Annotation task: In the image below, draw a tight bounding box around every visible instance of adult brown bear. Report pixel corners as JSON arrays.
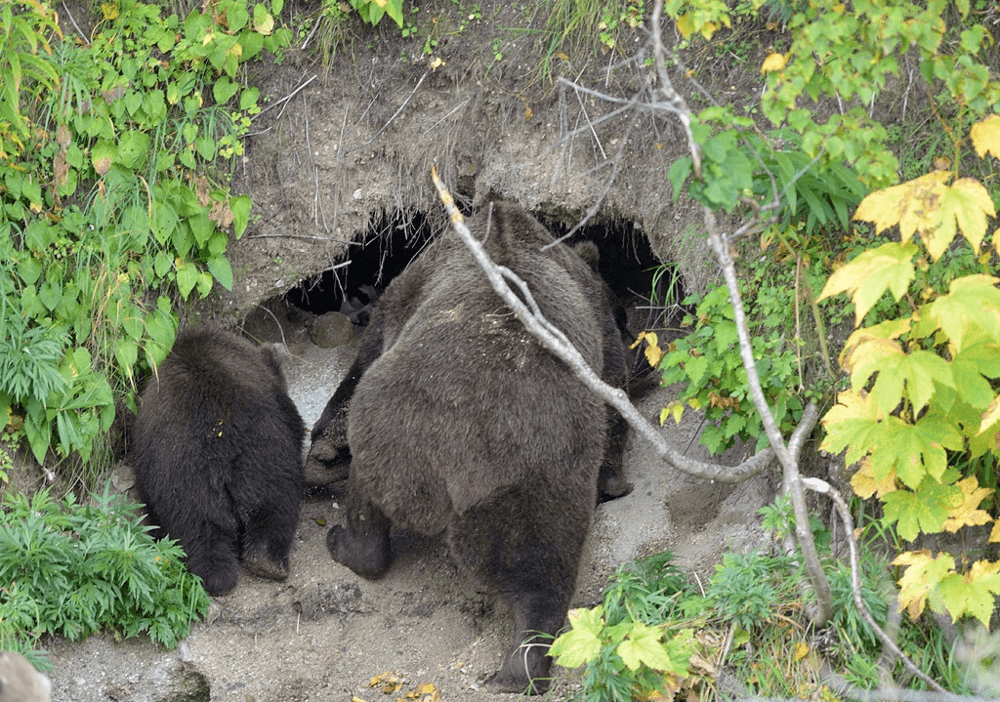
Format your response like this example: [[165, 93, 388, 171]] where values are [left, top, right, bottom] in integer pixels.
[[132, 327, 306, 595], [309, 202, 630, 693]]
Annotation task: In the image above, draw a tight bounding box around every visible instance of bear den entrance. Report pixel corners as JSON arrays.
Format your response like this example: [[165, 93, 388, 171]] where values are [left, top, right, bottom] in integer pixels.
[[258, 206, 687, 386]]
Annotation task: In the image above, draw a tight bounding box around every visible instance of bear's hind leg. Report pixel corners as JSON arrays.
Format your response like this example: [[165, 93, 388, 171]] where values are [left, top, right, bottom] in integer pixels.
[[447, 488, 589, 695], [327, 497, 391, 579], [241, 502, 299, 582], [489, 591, 569, 694], [183, 521, 240, 595]]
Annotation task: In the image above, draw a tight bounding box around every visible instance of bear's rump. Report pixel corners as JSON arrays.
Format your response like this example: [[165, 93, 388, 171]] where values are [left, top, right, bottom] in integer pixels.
[[347, 333, 605, 534]]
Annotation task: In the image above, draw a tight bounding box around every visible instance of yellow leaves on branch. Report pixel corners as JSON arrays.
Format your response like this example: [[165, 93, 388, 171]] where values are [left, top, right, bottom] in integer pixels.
[[970, 114, 1000, 160], [631, 331, 664, 369], [852, 170, 996, 262], [895, 550, 1000, 629], [849, 116, 1000, 264]]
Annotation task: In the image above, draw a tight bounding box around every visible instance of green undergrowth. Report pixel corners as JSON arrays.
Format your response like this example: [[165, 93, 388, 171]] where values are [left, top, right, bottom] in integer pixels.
[[551, 496, 981, 701], [0, 486, 211, 670], [1, 0, 291, 487]]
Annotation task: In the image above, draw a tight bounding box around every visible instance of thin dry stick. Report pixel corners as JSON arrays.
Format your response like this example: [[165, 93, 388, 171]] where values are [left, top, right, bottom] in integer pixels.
[[344, 72, 429, 155], [250, 74, 318, 122]]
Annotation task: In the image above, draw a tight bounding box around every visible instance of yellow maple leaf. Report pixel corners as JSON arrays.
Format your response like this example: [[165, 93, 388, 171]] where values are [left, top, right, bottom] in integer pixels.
[[990, 520, 1000, 543], [968, 559, 1000, 580], [631, 331, 663, 368], [941, 476, 994, 533], [970, 115, 1000, 160], [850, 457, 897, 499], [792, 641, 810, 662], [854, 171, 950, 242], [761, 52, 787, 73], [893, 550, 955, 620], [929, 178, 996, 259]]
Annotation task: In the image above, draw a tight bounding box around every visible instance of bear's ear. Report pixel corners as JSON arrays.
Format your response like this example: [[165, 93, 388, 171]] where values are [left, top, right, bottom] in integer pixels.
[[573, 240, 601, 272]]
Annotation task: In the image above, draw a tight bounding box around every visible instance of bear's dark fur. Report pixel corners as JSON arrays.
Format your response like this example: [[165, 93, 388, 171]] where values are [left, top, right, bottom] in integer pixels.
[[307, 202, 631, 693], [132, 326, 305, 595]]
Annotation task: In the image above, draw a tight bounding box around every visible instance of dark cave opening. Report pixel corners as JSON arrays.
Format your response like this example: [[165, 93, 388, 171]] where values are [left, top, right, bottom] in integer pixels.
[[254, 207, 687, 367], [280, 208, 436, 319]]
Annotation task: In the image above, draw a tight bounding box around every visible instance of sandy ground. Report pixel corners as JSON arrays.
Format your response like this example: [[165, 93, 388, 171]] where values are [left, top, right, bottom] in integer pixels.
[[42, 328, 777, 702]]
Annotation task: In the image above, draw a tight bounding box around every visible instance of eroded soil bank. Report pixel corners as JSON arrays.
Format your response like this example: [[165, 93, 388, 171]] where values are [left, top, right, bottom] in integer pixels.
[[41, 2, 786, 698]]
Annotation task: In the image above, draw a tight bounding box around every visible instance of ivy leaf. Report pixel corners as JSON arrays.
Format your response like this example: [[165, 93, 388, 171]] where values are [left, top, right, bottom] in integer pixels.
[[941, 477, 994, 533], [883, 479, 961, 540], [934, 561, 1000, 628], [970, 114, 1000, 160], [893, 550, 954, 620], [549, 607, 604, 669], [817, 242, 918, 324]]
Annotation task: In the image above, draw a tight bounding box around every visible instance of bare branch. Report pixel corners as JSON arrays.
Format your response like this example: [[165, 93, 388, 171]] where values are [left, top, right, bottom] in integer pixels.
[[250, 74, 318, 122], [805, 477, 948, 694]]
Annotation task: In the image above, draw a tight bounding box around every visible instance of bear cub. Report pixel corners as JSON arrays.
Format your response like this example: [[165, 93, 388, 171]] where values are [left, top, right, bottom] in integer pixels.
[[132, 326, 305, 595], [308, 202, 631, 693]]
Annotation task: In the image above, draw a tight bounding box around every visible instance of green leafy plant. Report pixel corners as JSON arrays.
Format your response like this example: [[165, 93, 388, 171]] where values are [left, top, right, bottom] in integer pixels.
[[0, 486, 211, 660], [549, 553, 696, 702], [639, 275, 805, 456], [0, 0, 290, 480], [820, 116, 1000, 630], [348, 0, 404, 27]]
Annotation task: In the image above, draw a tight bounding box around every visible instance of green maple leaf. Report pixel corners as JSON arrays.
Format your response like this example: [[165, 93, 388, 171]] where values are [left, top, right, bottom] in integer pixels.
[[933, 562, 1000, 628], [875, 415, 963, 488], [882, 479, 961, 541], [857, 346, 954, 416], [821, 390, 884, 466], [549, 607, 604, 668], [927, 275, 1000, 352], [951, 342, 1000, 412], [616, 621, 680, 673]]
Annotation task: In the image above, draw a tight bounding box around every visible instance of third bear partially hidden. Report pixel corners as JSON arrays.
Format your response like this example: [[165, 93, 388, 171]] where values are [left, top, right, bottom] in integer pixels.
[[308, 202, 631, 693]]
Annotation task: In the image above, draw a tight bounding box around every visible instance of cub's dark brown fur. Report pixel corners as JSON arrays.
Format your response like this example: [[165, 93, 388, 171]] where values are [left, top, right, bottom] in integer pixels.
[[308, 202, 630, 693], [132, 327, 305, 595]]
